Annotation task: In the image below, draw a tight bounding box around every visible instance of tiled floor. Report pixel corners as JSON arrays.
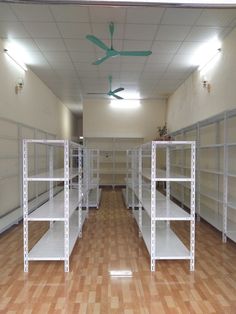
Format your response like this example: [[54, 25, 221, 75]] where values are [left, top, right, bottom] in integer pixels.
[[0, 189, 236, 313]]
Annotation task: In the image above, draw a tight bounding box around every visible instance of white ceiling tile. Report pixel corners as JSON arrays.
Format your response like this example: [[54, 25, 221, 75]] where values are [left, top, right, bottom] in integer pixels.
[[120, 72, 141, 80], [11, 4, 53, 22], [0, 22, 30, 38], [97, 63, 121, 72], [74, 62, 98, 72], [23, 22, 60, 38], [65, 39, 94, 52], [156, 25, 191, 41], [69, 51, 96, 63], [151, 41, 182, 53], [98, 71, 120, 79], [168, 57, 196, 71], [162, 70, 190, 80], [126, 7, 165, 24], [50, 5, 89, 22], [55, 68, 78, 78], [57, 22, 91, 39], [35, 38, 67, 51], [185, 26, 225, 42], [125, 24, 158, 40], [4, 38, 39, 51], [123, 40, 151, 51], [77, 71, 99, 78], [177, 41, 202, 54], [196, 9, 236, 27], [161, 8, 202, 25], [25, 51, 49, 66], [120, 57, 146, 65], [140, 72, 163, 80], [143, 63, 168, 72], [89, 7, 126, 23], [146, 53, 174, 64], [44, 51, 72, 63], [121, 63, 144, 72], [50, 62, 75, 72], [0, 4, 17, 21]]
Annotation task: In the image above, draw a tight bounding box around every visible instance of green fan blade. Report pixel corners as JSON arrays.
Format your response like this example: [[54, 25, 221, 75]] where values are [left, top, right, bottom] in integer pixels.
[[86, 35, 109, 51], [119, 50, 152, 56], [112, 94, 123, 100], [93, 55, 111, 65], [112, 87, 124, 94]]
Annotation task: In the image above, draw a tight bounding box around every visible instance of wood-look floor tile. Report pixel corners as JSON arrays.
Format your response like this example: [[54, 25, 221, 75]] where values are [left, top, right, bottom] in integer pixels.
[[0, 189, 236, 313]]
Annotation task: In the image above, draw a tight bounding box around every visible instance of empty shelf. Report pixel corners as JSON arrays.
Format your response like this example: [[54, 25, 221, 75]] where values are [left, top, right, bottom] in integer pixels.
[[142, 225, 190, 260]]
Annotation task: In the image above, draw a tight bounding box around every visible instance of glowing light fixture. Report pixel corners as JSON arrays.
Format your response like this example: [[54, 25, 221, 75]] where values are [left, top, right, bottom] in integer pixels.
[[109, 270, 133, 278], [4, 48, 27, 71], [79, 136, 84, 139], [191, 37, 221, 72], [110, 100, 140, 109]]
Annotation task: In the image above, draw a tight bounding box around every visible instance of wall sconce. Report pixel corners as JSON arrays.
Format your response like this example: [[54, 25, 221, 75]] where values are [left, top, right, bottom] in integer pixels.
[[202, 79, 211, 93], [15, 78, 24, 94]]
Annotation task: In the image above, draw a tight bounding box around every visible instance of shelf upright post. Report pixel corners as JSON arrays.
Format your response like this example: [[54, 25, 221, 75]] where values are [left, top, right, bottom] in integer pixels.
[[196, 123, 201, 222], [138, 147, 142, 237], [85, 148, 89, 216], [78, 146, 82, 238], [64, 140, 70, 272], [96, 149, 99, 209], [23, 139, 29, 272], [223, 112, 228, 243], [126, 150, 129, 209], [151, 142, 156, 271], [181, 130, 185, 208], [190, 141, 196, 271], [166, 144, 170, 227], [49, 144, 54, 228], [131, 149, 135, 216]]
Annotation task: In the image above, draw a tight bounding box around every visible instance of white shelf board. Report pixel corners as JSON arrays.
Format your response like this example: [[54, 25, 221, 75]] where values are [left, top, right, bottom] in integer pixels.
[[28, 213, 79, 260], [200, 168, 223, 175], [199, 206, 223, 231], [200, 144, 224, 148], [227, 171, 236, 178], [28, 168, 79, 181], [80, 210, 87, 231], [142, 225, 190, 259], [142, 168, 192, 182], [86, 188, 101, 207], [28, 189, 80, 221], [200, 188, 223, 203], [142, 198, 191, 221], [227, 231, 236, 242]]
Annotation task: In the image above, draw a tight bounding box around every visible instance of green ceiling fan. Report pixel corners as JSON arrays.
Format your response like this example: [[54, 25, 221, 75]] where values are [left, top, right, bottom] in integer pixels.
[[87, 76, 124, 99], [86, 22, 152, 65]]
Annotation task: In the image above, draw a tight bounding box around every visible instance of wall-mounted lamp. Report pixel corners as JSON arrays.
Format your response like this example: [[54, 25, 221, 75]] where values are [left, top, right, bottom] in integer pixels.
[[4, 48, 27, 72], [202, 79, 211, 93], [15, 78, 24, 94]]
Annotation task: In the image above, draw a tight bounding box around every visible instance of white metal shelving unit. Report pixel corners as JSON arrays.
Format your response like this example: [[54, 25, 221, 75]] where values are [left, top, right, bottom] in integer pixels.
[[84, 137, 143, 187], [131, 141, 196, 272], [83, 148, 101, 208], [169, 108, 236, 243], [23, 139, 84, 272]]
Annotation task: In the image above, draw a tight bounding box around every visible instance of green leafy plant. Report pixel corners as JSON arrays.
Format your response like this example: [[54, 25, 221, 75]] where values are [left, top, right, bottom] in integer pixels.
[[157, 124, 167, 138]]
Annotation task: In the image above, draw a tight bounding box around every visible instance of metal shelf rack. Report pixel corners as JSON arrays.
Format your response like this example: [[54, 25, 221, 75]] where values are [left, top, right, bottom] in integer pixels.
[[131, 141, 196, 272], [83, 148, 101, 208], [169, 108, 236, 243], [23, 139, 84, 272]]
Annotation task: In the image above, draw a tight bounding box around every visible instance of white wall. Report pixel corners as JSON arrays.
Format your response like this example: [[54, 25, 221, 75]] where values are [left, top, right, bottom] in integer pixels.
[[167, 27, 236, 132], [83, 99, 166, 142], [0, 39, 78, 139]]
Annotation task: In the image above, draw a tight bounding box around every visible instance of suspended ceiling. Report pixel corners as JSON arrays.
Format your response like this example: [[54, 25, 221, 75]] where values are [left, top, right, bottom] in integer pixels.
[[1, 2, 236, 115]]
